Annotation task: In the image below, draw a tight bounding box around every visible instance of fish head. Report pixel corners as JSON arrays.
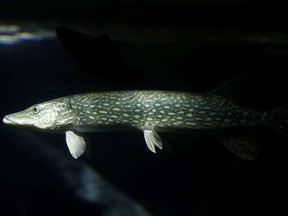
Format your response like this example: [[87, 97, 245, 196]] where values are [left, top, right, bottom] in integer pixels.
[[3, 98, 74, 131]]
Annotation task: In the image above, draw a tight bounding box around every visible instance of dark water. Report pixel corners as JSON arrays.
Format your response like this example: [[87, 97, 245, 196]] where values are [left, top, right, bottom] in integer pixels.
[[1, 1, 288, 216]]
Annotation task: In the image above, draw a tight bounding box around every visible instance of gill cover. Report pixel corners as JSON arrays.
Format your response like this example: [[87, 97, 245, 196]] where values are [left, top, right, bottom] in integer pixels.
[[32, 103, 58, 129]]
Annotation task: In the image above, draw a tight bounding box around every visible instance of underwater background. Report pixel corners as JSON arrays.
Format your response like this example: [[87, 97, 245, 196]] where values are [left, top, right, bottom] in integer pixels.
[[1, 1, 288, 215]]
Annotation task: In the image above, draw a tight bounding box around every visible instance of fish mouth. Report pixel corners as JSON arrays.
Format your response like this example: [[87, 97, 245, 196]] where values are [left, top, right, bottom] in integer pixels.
[[3, 115, 16, 125]]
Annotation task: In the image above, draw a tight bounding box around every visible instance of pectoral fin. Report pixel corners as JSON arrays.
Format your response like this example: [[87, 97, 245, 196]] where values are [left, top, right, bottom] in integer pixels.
[[143, 129, 163, 153], [65, 130, 87, 159]]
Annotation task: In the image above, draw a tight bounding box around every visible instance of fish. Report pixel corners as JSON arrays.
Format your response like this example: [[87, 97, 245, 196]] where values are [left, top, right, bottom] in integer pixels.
[[3, 90, 287, 160]]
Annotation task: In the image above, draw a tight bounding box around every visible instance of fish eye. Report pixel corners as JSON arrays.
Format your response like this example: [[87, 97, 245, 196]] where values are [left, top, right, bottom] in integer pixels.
[[61, 102, 71, 110], [32, 106, 39, 114]]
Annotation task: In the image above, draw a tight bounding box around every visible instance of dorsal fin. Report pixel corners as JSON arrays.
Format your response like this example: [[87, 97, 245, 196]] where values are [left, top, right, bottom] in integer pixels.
[[208, 73, 251, 105]]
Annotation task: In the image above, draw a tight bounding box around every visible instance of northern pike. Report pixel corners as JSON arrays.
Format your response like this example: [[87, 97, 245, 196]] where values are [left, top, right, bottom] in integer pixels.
[[3, 90, 287, 160]]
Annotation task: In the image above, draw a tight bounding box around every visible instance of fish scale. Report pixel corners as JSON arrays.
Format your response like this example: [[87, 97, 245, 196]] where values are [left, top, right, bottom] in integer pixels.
[[61, 91, 261, 131]]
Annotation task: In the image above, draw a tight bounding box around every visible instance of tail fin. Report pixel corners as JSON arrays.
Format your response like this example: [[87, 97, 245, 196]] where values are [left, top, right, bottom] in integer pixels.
[[268, 106, 288, 135]]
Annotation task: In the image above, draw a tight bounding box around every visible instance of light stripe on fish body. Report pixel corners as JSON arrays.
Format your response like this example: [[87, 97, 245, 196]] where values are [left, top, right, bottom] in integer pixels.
[[2, 90, 286, 160], [67, 91, 260, 130]]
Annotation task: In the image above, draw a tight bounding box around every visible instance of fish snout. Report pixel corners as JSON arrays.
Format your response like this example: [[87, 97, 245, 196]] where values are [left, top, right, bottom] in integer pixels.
[[3, 115, 16, 125]]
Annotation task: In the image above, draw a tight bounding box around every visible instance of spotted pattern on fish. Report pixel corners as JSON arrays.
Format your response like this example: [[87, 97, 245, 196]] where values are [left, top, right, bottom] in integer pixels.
[[65, 90, 262, 131]]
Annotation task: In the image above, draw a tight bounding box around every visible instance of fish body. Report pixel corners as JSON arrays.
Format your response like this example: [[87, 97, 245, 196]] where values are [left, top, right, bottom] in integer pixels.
[[67, 91, 262, 130], [2, 90, 283, 160]]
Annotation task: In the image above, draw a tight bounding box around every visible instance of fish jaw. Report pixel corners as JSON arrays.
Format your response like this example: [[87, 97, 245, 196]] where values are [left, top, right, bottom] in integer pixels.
[[3, 110, 36, 128], [3, 115, 16, 125]]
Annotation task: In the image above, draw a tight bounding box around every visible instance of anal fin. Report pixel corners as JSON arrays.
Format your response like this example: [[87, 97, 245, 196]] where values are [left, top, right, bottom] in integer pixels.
[[143, 129, 163, 153], [216, 132, 259, 161]]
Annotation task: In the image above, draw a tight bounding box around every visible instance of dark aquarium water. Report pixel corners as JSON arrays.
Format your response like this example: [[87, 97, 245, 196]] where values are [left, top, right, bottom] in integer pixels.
[[1, 1, 288, 216]]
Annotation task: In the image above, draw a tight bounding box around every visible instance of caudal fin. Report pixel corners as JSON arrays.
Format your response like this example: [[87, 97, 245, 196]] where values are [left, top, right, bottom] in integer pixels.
[[268, 106, 288, 136]]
